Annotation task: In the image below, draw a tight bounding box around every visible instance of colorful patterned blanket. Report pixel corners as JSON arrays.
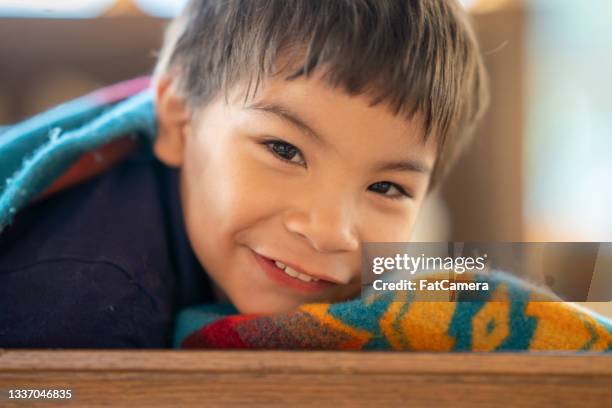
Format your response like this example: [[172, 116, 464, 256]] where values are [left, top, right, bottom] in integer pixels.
[[2, 80, 611, 352], [176, 271, 612, 351], [0, 77, 154, 230]]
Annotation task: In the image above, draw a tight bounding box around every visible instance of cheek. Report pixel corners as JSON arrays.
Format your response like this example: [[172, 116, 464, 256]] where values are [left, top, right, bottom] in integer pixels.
[[359, 203, 419, 242], [180, 135, 281, 251]]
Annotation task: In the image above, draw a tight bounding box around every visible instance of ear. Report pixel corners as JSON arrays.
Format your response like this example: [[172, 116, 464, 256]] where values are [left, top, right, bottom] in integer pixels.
[[153, 74, 191, 167]]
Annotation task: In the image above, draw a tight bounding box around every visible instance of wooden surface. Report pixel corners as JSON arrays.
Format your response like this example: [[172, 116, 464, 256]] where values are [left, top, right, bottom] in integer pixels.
[[1, 351, 611, 407]]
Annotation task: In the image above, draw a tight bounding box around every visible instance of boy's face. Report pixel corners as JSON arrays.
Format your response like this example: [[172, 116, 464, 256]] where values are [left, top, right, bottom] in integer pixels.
[[155, 71, 437, 314]]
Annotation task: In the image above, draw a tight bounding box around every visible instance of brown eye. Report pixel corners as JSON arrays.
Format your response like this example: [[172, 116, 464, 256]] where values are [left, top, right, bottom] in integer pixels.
[[368, 181, 411, 199], [265, 140, 306, 166]]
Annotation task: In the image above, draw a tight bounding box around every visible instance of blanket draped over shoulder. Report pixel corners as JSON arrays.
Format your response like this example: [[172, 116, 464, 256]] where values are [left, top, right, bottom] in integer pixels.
[[0, 77, 155, 231]]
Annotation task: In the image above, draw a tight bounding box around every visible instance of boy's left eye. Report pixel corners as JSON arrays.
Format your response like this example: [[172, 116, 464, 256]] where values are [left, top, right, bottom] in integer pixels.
[[263, 140, 306, 166], [368, 181, 412, 199]]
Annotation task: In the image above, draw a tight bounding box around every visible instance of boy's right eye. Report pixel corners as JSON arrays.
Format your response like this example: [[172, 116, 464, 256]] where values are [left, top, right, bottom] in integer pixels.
[[263, 140, 307, 167]]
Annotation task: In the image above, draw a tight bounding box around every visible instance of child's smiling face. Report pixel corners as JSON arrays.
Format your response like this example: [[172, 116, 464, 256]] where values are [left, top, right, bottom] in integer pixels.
[[155, 71, 437, 314]]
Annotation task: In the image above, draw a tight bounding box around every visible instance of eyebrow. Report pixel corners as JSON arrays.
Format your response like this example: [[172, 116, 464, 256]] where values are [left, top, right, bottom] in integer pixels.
[[246, 101, 430, 174], [375, 159, 431, 174], [245, 101, 326, 145]]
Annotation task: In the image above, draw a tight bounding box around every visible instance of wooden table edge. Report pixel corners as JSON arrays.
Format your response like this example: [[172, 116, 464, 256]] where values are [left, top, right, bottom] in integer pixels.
[[1, 350, 610, 375]]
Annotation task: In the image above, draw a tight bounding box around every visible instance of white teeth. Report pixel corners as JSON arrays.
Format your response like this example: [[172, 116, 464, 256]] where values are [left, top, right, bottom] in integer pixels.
[[296, 272, 312, 282], [284, 266, 299, 278], [273, 259, 320, 283]]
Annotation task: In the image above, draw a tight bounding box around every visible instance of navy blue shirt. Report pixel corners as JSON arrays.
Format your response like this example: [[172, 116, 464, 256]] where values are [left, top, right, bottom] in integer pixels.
[[0, 149, 215, 348]]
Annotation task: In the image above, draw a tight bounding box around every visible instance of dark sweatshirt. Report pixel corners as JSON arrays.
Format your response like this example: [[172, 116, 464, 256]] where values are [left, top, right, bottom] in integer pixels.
[[0, 150, 214, 348]]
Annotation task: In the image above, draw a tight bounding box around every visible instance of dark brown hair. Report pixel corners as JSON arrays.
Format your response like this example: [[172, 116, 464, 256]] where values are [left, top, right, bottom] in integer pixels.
[[154, 0, 489, 187]]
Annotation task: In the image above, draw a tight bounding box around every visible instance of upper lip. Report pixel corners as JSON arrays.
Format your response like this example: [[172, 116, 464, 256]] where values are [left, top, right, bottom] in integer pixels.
[[256, 251, 346, 285]]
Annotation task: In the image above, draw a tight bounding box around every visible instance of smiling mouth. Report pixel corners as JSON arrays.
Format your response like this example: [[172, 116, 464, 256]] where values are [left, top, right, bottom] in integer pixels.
[[250, 250, 338, 292]]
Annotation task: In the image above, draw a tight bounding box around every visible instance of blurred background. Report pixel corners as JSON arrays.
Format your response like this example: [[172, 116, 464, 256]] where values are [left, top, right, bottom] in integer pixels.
[[0, 0, 610, 312]]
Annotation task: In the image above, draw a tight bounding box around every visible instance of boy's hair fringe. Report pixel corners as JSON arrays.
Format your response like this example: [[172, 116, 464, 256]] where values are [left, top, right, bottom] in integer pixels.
[[154, 0, 489, 187]]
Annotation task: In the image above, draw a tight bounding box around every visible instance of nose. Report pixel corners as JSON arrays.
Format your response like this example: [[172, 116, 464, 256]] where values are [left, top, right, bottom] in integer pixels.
[[283, 196, 360, 254]]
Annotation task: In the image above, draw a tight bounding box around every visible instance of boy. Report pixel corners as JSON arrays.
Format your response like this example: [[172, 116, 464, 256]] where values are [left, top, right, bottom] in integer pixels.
[[0, 0, 488, 347]]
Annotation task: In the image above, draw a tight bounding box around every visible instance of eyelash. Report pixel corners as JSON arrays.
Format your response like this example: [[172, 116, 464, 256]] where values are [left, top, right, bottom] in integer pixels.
[[367, 182, 413, 200], [261, 139, 412, 200], [262, 139, 307, 167]]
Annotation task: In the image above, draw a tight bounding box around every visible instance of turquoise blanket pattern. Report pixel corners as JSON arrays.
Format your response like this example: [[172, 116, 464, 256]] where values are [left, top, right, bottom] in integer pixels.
[[0, 78, 155, 231]]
